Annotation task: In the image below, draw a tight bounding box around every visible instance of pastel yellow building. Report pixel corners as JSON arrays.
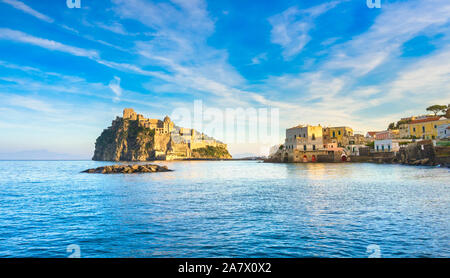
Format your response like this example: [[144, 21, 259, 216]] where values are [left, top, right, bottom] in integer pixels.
[[323, 126, 353, 147], [285, 124, 323, 151], [408, 116, 450, 139]]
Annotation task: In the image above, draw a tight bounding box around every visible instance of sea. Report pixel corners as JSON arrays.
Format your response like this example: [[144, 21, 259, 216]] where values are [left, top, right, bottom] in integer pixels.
[[0, 160, 448, 258]]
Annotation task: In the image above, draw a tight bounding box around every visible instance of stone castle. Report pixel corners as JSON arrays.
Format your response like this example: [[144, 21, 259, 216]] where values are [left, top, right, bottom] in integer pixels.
[[122, 108, 227, 149], [123, 108, 174, 134], [92, 108, 231, 161]]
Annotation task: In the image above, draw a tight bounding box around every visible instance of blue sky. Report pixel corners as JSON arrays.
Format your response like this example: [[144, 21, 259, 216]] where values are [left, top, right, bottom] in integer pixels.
[[0, 0, 449, 158]]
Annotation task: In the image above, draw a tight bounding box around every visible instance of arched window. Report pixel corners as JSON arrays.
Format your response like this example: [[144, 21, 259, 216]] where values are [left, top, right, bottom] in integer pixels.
[[312, 133, 316, 140]]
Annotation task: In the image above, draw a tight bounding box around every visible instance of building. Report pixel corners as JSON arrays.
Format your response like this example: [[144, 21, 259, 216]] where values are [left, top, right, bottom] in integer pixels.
[[366, 131, 380, 139], [399, 123, 410, 138], [323, 126, 353, 147], [285, 124, 323, 152], [346, 144, 367, 156], [375, 130, 399, 140], [348, 134, 367, 145], [408, 116, 450, 139], [438, 124, 450, 139], [279, 124, 351, 162], [123, 108, 174, 134], [374, 130, 401, 152], [375, 139, 400, 152]]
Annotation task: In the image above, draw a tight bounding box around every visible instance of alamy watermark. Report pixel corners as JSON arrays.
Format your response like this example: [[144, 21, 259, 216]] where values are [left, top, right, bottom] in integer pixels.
[[66, 0, 81, 9], [67, 244, 81, 258], [367, 0, 381, 9], [366, 244, 381, 258], [170, 100, 280, 148]]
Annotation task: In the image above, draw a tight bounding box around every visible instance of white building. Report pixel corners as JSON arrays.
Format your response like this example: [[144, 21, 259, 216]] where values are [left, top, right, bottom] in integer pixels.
[[438, 124, 450, 139], [375, 139, 400, 152], [346, 144, 367, 156]]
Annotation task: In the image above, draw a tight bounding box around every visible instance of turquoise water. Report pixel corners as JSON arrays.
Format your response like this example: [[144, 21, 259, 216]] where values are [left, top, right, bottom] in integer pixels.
[[0, 160, 448, 258]]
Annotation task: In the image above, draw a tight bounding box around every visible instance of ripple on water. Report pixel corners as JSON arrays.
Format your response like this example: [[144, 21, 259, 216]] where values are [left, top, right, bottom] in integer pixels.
[[0, 161, 449, 257]]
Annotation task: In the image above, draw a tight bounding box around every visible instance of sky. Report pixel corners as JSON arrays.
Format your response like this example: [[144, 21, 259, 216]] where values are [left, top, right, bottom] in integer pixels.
[[0, 0, 449, 159]]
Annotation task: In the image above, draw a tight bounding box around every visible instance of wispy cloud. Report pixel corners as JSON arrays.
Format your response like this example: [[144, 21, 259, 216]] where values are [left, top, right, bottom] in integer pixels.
[[260, 0, 450, 133], [2, 94, 56, 113], [109, 76, 123, 102], [1, 0, 54, 23], [268, 1, 341, 59], [0, 28, 99, 59], [250, 53, 268, 65], [324, 0, 450, 75]]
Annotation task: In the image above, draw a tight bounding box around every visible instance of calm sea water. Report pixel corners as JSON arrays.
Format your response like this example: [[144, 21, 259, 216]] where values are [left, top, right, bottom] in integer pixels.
[[0, 160, 448, 258]]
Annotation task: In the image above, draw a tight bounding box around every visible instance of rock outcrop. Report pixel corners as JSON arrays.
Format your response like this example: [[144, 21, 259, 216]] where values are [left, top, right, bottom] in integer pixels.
[[397, 140, 436, 166], [82, 164, 171, 174], [92, 108, 232, 161], [191, 145, 232, 159]]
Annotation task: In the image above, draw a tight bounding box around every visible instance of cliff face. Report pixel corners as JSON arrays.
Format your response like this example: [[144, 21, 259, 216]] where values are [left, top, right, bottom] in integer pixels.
[[92, 109, 232, 161], [93, 117, 160, 161]]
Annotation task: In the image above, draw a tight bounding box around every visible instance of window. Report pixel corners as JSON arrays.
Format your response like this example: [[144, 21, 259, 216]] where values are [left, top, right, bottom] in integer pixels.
[[376, 146, 379, 151], [303, 145, 306, 151], [382, 145, 384, 151], [338, 130, 341, 135], [388, 145, 391, 151], [332, 131, 336, 137], [313, 145, 316, 150], [312, 134, 316, 140], [422, 126, 425, 132], [413, 127, 416, 132]]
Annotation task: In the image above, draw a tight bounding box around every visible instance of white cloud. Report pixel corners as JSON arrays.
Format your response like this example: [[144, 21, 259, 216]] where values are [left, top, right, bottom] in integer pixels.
[[0, 28, 99, 59], [268, 1, 341, 59], [3, 94, 56, 113], [324, 0, 450, 75], [250, 53, 268, 65], [258, 0, 450, 134], [109, 76, 123, 102], [1, 0, 54, 23]]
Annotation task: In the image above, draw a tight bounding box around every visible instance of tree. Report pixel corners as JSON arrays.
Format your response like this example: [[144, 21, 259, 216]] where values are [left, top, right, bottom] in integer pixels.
[[426, 104, 447, 116], [388, 122, 395, 130]]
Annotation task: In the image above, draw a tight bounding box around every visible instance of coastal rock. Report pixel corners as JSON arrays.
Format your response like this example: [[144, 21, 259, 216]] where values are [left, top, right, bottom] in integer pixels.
[[81, 164, 172, 174]]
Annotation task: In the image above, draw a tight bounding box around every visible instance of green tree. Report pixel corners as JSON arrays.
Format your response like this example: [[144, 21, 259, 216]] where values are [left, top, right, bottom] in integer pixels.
[[426, 104, 447, 116], [388, 122, 395, 130]]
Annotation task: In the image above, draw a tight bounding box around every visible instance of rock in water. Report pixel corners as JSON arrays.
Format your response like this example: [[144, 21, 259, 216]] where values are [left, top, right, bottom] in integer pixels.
[[81, 164, 172, 174]]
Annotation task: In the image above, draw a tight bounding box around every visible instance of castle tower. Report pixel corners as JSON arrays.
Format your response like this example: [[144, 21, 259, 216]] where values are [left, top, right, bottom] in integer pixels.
[[163, 115, 174, 133], [123, 108, 137, 120]]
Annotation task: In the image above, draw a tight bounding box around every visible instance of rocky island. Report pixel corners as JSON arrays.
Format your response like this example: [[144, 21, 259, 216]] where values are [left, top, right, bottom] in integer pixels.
[[92, 108, 232, 161], [82, 164, 172, 174]]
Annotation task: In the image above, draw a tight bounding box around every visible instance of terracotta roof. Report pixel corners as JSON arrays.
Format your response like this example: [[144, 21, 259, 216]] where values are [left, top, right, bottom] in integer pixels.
[[410, 116, 442, 124], [367, 131, 379, 137]]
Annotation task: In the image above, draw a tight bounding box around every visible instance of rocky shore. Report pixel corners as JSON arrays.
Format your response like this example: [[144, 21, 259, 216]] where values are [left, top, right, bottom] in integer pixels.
[[81, 164, 172, 174]]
